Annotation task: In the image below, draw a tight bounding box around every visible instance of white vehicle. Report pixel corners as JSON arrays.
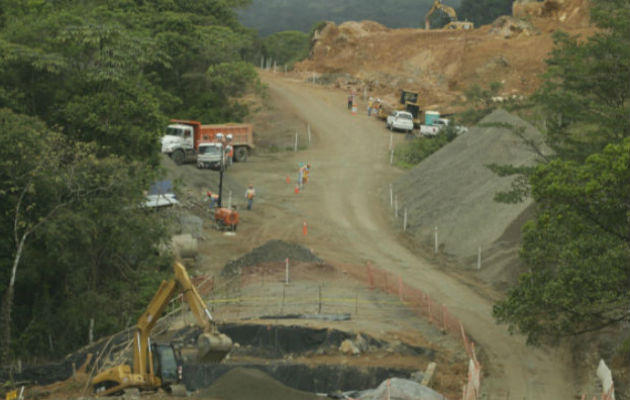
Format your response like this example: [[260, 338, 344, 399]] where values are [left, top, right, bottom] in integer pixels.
[[386, 111, 415, 133], [197, 142, 230, 170], [420, 118, 468, 137], [144, 180, 179, 208]]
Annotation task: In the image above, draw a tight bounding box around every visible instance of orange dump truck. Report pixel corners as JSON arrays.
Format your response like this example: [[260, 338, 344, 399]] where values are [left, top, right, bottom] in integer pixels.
[[160, 119, 254, 165]]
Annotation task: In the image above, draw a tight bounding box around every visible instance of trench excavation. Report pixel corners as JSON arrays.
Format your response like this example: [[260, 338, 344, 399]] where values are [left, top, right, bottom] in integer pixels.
[[178, 323, 434, 393], [2, 323, 436, 396]]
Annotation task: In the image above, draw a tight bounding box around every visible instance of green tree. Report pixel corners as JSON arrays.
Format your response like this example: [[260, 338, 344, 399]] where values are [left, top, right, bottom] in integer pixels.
[[493, 138, 630, 344], [0, 108, 170, 360], [534, 0, 630, 161], [492, 0, 630, 344], [457, 0, 512, 26], [262, 30, 309, 67]]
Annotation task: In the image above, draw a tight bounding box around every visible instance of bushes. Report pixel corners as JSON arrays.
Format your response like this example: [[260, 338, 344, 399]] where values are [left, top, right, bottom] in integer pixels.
[[394, 125, 459, 168], [394, 134, 450, 168]]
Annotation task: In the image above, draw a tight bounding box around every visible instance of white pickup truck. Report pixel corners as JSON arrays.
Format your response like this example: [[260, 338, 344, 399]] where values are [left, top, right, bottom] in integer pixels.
[[420, 118, 468, 137], [197, 142, 231, 170]]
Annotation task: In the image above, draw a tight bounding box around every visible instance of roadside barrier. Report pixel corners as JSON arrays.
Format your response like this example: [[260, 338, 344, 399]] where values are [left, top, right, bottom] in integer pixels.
[[364, 262, 481, 399], [190, 265, 616, 400]]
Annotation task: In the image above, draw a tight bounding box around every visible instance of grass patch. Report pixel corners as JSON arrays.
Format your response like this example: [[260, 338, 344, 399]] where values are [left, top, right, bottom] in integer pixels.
[[394, 128, 457, 168]]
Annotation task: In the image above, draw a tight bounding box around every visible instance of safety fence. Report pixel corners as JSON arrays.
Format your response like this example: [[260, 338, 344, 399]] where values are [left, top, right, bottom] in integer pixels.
[[190, 263, 481, 400], [190, 268, 621, 400], [364, 262, 481, 400]]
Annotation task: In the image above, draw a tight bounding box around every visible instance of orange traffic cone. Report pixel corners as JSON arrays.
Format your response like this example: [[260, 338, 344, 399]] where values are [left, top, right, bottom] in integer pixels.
[[302, 221, 308, 236], [286, 176, 290, 184], [294, 184, 300, 194]]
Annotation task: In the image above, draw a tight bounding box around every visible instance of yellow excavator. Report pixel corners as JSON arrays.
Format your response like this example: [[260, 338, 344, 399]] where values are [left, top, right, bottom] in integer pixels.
[[425, 0, 474, 30], [91, 262, 232, 396]]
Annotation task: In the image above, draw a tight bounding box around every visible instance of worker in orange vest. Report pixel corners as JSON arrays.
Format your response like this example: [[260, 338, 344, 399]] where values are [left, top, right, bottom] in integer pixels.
[[245, 184, 256, 210], [207, 191, 219, 208]]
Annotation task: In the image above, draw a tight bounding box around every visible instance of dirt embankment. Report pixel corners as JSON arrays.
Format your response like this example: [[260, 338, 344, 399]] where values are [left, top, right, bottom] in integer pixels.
[[295, 0, 594, 112]]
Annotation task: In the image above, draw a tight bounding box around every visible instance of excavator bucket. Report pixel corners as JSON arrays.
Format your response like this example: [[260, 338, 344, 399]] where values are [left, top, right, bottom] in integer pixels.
[[197, 332, 233, 362]]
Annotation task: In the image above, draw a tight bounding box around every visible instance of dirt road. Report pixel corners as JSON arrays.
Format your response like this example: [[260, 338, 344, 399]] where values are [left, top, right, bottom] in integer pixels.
[[224, 73, 576, 399]]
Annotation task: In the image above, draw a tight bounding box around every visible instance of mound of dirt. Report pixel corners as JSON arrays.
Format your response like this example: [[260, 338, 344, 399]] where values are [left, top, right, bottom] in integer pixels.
[[297, 0, 595, 112], [394, 109, 552, 261], [222, 240, 323, 276], [196, 367, 320, 400]]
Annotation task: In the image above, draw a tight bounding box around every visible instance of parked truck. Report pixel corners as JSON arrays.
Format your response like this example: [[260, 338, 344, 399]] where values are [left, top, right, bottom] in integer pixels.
[[420, 111, 468, 137], [160, 120, 254, 165]]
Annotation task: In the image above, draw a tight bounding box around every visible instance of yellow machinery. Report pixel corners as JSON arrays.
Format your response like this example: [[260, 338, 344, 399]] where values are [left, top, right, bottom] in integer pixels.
[[399, 90, 421, 126], [92, 262, 232, 396], [425, 0, 474, 30], [378, 89, 422, 127]]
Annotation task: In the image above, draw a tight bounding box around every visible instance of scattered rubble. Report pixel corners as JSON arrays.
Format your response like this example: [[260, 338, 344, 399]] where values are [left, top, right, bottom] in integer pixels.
[[489, 16, 539, 38]]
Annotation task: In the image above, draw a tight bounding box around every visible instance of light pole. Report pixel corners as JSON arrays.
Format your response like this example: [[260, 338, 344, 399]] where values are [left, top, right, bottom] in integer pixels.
[[216, 134, 225, 208]]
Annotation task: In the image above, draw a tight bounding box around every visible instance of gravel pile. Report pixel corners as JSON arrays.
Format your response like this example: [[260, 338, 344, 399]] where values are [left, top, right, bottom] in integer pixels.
[[394, 109, 552, 259], [197, 367, 320, 400], [349, 377, 445, 400], [221, 240, 323, 276]]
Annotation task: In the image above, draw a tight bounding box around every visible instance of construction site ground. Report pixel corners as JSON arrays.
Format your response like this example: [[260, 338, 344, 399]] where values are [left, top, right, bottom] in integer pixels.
[[154, 72, 580, 399]]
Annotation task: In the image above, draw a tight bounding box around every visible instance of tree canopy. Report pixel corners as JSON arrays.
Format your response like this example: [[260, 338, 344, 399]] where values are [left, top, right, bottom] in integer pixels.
[[0, 0, 259, 362], [492, 0, 630, 345], [457, 0, 512, 26]]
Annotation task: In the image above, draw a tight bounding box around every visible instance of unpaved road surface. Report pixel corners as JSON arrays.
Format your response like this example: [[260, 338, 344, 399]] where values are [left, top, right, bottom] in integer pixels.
[[218, 73, 576, 399]]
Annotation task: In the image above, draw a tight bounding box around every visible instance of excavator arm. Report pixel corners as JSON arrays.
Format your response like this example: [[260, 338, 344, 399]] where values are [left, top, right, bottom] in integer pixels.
[[92, 262, 232, 396], [425, 0, 457, 29]]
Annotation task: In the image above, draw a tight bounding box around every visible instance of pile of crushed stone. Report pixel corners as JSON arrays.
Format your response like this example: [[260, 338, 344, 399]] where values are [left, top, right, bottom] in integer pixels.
[[393, 109, 551, 259], [196, 367, 320, 400], [221, 240, 323, 276]]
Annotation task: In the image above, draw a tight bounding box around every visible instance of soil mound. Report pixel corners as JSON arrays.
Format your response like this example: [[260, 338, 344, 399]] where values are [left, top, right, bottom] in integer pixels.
[[197, 367, 320, 400], [297, 0, 595, 112], [394, 109, 551, 261], [222, 240, 323, 276]]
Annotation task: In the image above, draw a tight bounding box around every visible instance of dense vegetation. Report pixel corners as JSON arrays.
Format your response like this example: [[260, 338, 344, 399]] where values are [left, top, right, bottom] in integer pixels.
[[0, 0, 260, 363], [238, 0, 460, 35], [393, 125, 459, 168], [457, 0, 513, 26], [492, 0, 630, 345], [261, 30, 310, 68]]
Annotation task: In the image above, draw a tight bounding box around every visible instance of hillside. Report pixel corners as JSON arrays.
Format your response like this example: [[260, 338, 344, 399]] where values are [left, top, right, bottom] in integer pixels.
[[295, 0, 593, 113], [237, 0, 461, 36]]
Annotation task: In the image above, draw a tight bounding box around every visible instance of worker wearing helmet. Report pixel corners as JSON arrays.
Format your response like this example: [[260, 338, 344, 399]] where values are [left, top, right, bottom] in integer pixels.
[[244, 184, 255, 210]]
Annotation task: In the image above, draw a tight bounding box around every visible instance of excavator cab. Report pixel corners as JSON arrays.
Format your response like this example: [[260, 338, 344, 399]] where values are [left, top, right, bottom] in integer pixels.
[[151, 344, 183, 387], [400, 90, 421, 126], [399, 90, 419, 105], [92, 262, 232, 396]]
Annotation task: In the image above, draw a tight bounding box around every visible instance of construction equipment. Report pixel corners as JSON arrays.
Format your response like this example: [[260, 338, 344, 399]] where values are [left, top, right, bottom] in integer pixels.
[[424, 0, 474, 30], [161, 120, 254, 165], [399, 90, 421, 126], [91, 262, 232, 396], [214, 207, 239, 231], [378, 89, 422, 127]]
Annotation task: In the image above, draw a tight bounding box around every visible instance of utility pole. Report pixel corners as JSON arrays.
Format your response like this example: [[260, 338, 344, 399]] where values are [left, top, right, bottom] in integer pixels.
[[217, 139, 225, 208]]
